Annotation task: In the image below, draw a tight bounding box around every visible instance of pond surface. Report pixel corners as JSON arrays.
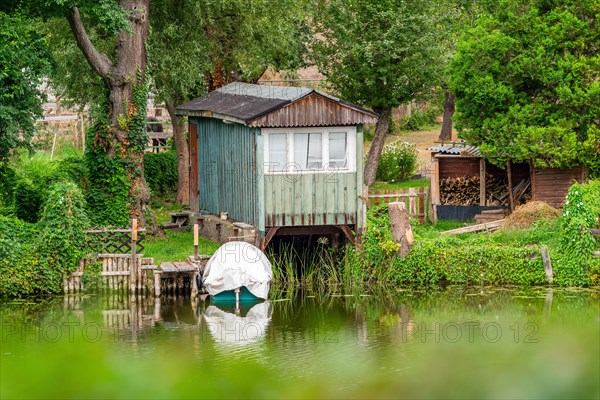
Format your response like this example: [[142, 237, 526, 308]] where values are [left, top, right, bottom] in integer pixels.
[[1, 286, 599, 399]]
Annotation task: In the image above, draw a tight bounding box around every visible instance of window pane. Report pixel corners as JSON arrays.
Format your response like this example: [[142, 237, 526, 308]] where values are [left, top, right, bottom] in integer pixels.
[[329, 132, 347, 168], [269, 133, 287, 172], [294, 133, 309, 169], [294, 133, 322, 170], [307, 133, 322, 169]]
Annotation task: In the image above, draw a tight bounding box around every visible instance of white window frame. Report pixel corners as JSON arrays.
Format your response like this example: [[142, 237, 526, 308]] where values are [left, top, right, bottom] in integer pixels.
[[263, 126, 356, 174]]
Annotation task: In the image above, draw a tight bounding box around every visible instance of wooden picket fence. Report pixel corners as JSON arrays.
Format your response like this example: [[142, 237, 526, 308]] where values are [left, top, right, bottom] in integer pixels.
[[64, 219, 156, 294], [368, 187, 430, 223]]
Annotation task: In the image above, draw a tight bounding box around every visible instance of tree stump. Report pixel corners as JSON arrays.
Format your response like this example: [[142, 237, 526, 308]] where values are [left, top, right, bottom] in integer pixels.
[[388, 202, 414, 257]]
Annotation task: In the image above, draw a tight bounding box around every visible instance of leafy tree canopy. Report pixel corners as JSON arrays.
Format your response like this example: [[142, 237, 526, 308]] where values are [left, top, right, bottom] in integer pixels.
[[311, 0, 443, 110], [450, 0, 600, 170], [0, 12, 53, 160]]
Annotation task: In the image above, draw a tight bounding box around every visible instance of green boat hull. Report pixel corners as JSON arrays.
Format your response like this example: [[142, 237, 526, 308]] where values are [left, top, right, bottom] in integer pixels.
[[211, 286, 259, 303]]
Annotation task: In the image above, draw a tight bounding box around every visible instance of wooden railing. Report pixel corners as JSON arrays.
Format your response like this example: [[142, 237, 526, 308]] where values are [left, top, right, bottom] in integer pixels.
[[368, 187, 430, 223]]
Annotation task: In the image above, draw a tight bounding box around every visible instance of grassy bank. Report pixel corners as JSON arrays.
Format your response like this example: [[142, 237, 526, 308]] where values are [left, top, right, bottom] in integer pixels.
[[270, 181, 600, 288], [143, 230, 220, 264]]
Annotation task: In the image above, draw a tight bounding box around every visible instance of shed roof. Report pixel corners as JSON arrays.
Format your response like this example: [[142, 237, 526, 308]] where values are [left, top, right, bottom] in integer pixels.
[[176, 82, 378, 127], [428, 142, 482, 158]]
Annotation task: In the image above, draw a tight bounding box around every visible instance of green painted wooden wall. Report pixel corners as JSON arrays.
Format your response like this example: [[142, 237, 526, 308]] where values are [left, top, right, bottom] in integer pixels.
[[192, 117, 261, 230], [263, 126, 364, 230]]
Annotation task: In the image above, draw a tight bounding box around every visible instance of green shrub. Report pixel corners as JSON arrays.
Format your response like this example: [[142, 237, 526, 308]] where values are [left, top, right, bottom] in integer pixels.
[[14, 180, 43, 222], [553, 181, 600, 286], [4, 151, 88, 223], [397, 103, 440, 131], [0, 182, 90, 298], [376, 142, 418, 182], [144, 151, 178, 197], [0, 163, 17, 211]]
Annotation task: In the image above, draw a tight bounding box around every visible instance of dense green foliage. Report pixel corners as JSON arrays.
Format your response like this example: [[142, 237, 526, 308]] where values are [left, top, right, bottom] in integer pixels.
[[343, 207, 548, 286], [1, 151, 88, 223], [144, 151, 178, 197], [0, 182, 89, 297], [0, 12, 53, 160], [554, 181, 600, 286], [376, 143, 418, 183], [450, 0, 600, 170]]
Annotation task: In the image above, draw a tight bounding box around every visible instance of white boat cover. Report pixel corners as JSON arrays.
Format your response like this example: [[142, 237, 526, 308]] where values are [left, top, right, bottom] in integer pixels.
[[203, 302, 272, 345], [202, 242, 272, 299]]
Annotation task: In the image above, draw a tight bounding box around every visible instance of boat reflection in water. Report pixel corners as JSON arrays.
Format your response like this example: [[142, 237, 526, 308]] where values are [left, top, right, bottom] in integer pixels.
[[203, 301, 272, 346]]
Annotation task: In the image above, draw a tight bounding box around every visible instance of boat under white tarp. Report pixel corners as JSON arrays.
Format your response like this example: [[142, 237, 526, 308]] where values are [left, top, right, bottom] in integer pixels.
[[202, 242, 272, 300]]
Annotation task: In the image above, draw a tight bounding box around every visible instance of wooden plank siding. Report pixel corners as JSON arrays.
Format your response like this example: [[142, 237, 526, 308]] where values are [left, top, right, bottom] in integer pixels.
[[531, 167, 586, 208], [264, 173, 358, 227], [189, 123, 199, 211], [248, 92, 378, 128], [438, 157, 480, 178], [193, 117, 261, 228]]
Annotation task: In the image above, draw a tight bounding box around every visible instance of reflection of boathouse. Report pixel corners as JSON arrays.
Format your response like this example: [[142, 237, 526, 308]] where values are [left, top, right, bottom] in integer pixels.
[[176, 83, 379, 249]]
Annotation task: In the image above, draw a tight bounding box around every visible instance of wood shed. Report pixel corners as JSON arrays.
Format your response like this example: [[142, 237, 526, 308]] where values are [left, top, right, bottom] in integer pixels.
[[428, 142, 586, 220], [176, 83, 378, 248]]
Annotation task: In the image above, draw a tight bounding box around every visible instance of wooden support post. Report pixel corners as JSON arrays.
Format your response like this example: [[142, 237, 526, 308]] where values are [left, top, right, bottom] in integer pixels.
[[417, 187, 425, 224], [480, 158, 486, 206], [430, 157, 440, 223], [131, 218, 138, 294], [261, 227, 279, 251], [339, 225, 356, 244], [194, 223, 199, 261], [388, 202, 414, 257], [154, 271, 162, 297], [541, 246, 553, 283], [507, 160, 515, 211], [191, 271, 198, 298]]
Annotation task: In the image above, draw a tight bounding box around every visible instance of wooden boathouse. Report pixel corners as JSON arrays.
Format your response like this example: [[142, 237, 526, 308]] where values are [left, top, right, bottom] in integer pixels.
[[176, 83, 378, 248]]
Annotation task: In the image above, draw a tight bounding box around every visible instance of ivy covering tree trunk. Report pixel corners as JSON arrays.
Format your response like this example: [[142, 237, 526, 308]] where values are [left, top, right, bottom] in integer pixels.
[[66, 2, 155, 227]]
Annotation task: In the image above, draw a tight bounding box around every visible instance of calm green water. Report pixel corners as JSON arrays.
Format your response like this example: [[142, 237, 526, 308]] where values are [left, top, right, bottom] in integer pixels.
[[1, 286, 599, 399]]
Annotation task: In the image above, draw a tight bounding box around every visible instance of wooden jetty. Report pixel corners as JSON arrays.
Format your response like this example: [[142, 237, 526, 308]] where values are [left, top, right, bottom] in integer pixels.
[[64, 256, 204, 296], [64, 219, 207, 296]]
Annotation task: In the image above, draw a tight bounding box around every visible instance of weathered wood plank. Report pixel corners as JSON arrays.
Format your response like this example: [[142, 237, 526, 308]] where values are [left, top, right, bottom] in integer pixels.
[[101, 271, 131, 276], [440, 219, 505, 235], [160, 262, 178, 273], [173, 261, 196, 272]]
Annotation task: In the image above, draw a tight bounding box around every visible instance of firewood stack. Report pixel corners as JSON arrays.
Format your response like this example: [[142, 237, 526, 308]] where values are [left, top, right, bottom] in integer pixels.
[[440, 175, 481, 205], [440, 174, 532, 206]]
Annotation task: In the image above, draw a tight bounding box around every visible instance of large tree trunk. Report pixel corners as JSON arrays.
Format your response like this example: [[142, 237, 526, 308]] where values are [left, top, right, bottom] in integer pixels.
[[439, 89, 455, 142], [68, 1, 156, 229], [166, 102, 190, 206], [364, 106, 392, 187]]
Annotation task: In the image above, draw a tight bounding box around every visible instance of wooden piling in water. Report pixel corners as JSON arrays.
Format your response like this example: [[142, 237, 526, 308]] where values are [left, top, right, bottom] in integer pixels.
[[130, 218, 138, 294]]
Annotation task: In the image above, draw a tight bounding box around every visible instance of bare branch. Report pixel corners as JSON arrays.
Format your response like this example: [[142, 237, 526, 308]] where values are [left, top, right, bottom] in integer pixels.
[[67, 7, 113, 79]]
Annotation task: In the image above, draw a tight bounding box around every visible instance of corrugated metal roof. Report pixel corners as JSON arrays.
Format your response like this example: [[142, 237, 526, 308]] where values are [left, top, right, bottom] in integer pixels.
[[217, 82, 313, 101], [175, 83, 377, 127], [427, 143, 482, 158]]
